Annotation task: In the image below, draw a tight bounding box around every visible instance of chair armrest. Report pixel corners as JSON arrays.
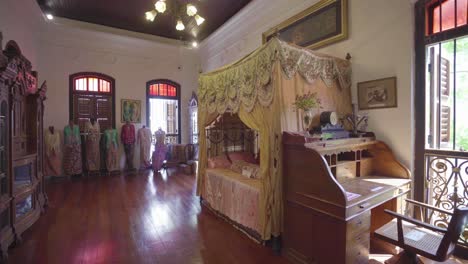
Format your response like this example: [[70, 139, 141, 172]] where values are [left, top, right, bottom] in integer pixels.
[[405, 199, 453, 216], [384, 209, 448, 234]]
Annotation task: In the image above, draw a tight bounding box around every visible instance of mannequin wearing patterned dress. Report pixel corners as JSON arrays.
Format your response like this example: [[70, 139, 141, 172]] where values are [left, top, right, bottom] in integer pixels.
[[152, 128, 168, 171], [137, 125, 152, 169], [44, 126, 61, 177], [104, 129, 119, 172], [63, 120, 82, 176], [85, 118, 100, 172]]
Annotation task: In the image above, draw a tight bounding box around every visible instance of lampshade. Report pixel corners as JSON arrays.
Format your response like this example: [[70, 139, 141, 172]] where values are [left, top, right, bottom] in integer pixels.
[[187, 4, 197, 16], [176, 20, 185, 31], [195, 15, 205, 26], [145, 10, 157, 21], [155, 0, 166, 13]]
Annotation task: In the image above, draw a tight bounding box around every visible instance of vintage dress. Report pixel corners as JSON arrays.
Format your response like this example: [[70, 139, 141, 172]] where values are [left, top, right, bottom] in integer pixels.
[[63, 124, 82, 175], [152, 129, 168, 171], [85, 121, 100, 171], [121, 123, 136, 170], [44, 129, 61, 176], [137, 127, 152, 168], [104, 129, 119, 172]]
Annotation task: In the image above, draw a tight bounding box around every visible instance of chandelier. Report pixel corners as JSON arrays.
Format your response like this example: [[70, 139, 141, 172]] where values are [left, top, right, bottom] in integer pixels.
[[145, 0, 205, 33]]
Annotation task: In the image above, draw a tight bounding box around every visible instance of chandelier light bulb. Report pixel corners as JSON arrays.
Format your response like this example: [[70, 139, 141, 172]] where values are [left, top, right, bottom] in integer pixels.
[[145, 10, 157, 21], [155, 0, 166, 13], [192, 41, 198, 48], [186, 4, 197, 16], [176, 20, 185, 31], [195, 15, 205, 26], [46, 14, 54, 20]]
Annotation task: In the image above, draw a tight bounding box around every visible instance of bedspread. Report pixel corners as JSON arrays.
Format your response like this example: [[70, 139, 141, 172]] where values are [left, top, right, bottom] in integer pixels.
[[205, 168, 261, 233]]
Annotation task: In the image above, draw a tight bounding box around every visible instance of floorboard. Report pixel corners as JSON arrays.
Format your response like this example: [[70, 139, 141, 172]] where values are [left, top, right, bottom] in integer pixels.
[[6, 169, 287, 264]]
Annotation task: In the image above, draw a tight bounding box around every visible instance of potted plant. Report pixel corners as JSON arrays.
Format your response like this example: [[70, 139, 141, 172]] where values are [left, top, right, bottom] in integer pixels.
[[293, 92, 321, 131]]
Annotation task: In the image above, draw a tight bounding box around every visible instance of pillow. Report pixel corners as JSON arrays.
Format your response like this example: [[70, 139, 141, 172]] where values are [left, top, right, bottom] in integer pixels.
[[207, 155, 231, 169], [228, 151, 257, 164], [231, 160, 260, 179]]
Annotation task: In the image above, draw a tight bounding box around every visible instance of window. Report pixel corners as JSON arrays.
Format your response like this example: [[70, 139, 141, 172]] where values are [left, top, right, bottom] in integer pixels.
[[415, 0, 468, 246], [427, 0, 467, 35], [69, 73, 115, 132], [188, 92, 198, 144], [146, 80, 181, 144]]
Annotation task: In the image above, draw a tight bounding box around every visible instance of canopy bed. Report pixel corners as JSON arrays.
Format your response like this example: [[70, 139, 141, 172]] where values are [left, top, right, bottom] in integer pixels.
[[196, 37, 352, 243]]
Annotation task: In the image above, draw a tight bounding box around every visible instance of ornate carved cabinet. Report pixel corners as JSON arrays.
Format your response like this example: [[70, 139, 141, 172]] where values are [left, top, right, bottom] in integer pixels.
[[0, 35, 47, 259]]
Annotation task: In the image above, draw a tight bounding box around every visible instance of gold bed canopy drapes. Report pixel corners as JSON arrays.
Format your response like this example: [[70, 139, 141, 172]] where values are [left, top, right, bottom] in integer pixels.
[[197, 38, 352, 241]]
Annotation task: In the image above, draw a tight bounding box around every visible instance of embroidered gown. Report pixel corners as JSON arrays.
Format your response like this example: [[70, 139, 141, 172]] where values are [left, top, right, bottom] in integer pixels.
[[137, 127, 152, 168], [63, 124, 82, 175], [152, 129, 168, 171], [104, 129, 119, 172], [44, 129, 61, 176], [85, 121, 101, 171]]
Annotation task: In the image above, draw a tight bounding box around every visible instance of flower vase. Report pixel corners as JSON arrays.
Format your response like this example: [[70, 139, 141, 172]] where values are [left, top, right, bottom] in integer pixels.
[[302, 108, 315, 132]]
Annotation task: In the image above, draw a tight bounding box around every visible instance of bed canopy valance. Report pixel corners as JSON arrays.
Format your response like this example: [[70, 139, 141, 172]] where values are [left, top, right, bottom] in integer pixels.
[[197, 38, 352, 241], [198, 38, 351, 114]]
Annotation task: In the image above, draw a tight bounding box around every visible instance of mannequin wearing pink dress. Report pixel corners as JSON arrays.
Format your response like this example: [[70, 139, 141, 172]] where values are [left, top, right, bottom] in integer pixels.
[[152, 128, 168, 171]]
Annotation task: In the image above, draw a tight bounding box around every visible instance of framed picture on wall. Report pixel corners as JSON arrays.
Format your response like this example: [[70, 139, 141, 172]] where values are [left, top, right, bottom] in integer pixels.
[[121, 99, 141, 123], [262, 0, 348, 50], [357, 77, 397, 110]]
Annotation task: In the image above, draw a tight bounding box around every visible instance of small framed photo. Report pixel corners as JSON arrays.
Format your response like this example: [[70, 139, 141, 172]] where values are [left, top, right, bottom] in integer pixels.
[[357, 77, 397, 110]]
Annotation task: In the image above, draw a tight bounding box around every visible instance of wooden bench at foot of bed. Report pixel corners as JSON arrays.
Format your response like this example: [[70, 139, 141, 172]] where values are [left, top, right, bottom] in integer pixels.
[[203, 168, 262, 240]]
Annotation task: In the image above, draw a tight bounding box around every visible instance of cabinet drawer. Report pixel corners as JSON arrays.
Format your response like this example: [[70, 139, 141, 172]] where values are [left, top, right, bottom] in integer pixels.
[[346, 232, 369, 264], [347, 211, 370, 238]]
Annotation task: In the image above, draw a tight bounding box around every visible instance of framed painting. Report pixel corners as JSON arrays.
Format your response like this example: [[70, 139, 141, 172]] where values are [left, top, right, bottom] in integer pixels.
[[357, 77, 397, 110], [262, 0, 348, 50], [121, 99, 141, 123]]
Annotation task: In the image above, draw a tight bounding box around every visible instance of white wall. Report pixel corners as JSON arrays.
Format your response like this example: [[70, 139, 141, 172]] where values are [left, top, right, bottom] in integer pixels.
[[199, 0, 414, 170], [38, 19, 200, 169], [0, 0, 43, 66]]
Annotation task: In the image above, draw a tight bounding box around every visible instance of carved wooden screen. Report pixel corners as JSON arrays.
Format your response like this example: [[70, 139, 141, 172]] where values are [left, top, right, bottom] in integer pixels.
[[70, 73, 115, 132]]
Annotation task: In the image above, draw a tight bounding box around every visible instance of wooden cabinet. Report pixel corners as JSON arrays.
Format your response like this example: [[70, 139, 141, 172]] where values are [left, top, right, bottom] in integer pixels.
[[0, 36, 47, 260], [282, 132, 411, 264]]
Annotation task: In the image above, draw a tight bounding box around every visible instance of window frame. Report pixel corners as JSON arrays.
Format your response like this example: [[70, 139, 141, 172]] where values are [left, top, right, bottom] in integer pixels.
[[69, 72, 116, 130], [145, 79, 181, 144], [414, 0, 468, 203]]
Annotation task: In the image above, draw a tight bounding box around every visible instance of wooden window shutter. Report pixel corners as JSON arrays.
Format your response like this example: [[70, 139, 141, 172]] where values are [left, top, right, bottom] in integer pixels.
[[95, 96, 112, 131], [439, 56, 451, 143]]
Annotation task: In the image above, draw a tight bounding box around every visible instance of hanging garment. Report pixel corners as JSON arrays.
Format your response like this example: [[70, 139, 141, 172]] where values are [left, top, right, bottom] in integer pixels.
[[85, 121, 101, 171], [137, 127, 152, 168], [152, 129, 168, 171], [44, 129, 61, 176], [63, 124, 82, 175]]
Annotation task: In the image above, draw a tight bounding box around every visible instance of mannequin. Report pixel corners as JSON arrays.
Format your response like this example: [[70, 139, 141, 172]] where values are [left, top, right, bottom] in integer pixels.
[[44, 126, 61, 177], [137, 125, 152, 169], [121, 120, 136, 170], [152, 128, 168, 171], [85, 117, 100, 172], [104, 129, 119, 172], [63, 120, 82, 176]]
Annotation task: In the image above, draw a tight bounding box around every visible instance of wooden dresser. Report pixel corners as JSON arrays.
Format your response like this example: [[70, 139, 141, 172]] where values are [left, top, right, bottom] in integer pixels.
[[282, 132, 411, 264]]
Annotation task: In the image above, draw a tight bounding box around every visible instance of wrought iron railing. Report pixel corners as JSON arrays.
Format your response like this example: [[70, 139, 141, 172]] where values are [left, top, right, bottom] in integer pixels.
[[425, 149, 468, 246]]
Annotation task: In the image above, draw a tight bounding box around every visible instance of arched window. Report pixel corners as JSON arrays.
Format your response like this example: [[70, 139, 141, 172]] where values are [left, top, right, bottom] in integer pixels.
[[146, 79, 181, 144], [69, 72, 115, 132]]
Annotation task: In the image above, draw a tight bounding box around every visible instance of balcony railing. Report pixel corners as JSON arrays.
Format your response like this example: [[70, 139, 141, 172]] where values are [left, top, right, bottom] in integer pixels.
[[425, 149, 468, 246]]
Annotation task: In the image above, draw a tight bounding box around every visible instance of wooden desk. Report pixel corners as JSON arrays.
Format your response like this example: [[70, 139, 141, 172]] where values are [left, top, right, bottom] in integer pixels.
[[282, 132, 411, 264]]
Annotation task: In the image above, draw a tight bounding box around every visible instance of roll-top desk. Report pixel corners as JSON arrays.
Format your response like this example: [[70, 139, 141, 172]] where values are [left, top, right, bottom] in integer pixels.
[[282, 132, 411, 264]]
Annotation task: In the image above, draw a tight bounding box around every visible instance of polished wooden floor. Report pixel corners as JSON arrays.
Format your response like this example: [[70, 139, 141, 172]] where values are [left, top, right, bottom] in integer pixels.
[[6, 169, 466, 264], [7, 169, 288, 264]]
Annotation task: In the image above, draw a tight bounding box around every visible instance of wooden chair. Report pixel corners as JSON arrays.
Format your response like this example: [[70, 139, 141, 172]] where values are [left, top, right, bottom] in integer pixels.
[[374, 199, 468, 264]]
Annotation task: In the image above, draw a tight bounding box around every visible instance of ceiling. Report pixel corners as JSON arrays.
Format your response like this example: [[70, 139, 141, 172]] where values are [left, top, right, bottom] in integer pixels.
[[36, 0, 252, 42]]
